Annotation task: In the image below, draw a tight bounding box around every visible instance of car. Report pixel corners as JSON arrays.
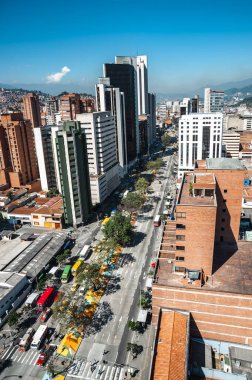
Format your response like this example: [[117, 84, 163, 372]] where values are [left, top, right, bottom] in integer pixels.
[[39, 307, 52, 322], [36, 352, 47, 366]]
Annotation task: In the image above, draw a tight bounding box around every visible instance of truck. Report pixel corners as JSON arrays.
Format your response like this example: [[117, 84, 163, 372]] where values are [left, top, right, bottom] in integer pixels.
[[153, 214, 161, 227], [25, 292, 40, 308], [79, 245, 91, 260]]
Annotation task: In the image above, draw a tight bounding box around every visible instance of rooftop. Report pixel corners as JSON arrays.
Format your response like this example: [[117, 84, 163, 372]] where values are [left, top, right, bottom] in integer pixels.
[[206, 158, 244, 170], [152, 310, 189, 380], [0, 238, 31, 270], [178, 173, 216, 206], [0, 271, 27, 300], [155, 241, 252, 296]]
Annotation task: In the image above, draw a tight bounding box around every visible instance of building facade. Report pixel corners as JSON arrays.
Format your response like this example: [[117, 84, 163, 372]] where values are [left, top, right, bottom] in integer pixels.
[[60, 93, 81, 121], [34, 125, 57, 191], [0, 113, 39, 188], [76, 112, 120, 205], [53, 121, 91, 227], [96, 78, 128, 176], [204, 88, 224, 113], [222, 130, 240, 158], [23, 92, 42, 128], [178, 113, 223, 177]]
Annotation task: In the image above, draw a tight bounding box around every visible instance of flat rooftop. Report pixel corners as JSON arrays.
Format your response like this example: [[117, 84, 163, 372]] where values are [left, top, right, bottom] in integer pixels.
[[4, 232, 67, 278], [206, 158, 244, 170], [155, 241, 252, 296], [178, 174, 216, 206], [0, 271, 27, 300], [0, 238, 32, 270], [193, 173, 215, 185]]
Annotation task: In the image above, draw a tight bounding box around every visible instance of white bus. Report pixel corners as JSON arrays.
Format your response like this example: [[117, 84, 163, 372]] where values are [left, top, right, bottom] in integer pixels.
[[25, 292, 40, 307], [19, 327, 35, 352], [31, 325, 48, 350], [79, 245, 91, 260]]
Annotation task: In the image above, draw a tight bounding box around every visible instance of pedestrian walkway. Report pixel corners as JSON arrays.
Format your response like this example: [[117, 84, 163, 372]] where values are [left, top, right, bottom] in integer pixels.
[[0, 344, 41, 366], [67, 358, 126, 379]]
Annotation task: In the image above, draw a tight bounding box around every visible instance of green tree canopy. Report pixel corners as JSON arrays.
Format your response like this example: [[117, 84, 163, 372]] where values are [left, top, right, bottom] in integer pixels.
[[103, 212, 133, 246], [147, 158, 162, 172], [135, 177, 149, 194], [7, 310, 20, 327], [161, 133, 171, 147], [76, 262, 105, 292], [122, 192, 145, 212]]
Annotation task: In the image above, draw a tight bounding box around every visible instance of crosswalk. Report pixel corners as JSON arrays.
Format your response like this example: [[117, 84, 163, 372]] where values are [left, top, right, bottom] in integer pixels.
[[1, 344, 41, 366], [67, 359, 126, 380]]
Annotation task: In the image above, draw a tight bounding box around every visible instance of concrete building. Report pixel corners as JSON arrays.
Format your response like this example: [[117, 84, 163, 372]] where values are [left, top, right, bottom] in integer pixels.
[[222, 130, 240, 158], [0, 272, 31, 327], [178, 113, 223, 177], [96, 77, 127, 176], [139, 115, 148, 156], [60, 93, 81, 121], [136, 55, 148, 115], [152, 159, 252, 347], [44, 97, 59, 125], [34, 125, 57, 191], [23, 92, 42, 128], [104, 61, 139, 162], [191, 95, 199, 113], [0, 113, 39, 188], [148, 93, 156, 145], [180, 98, 191, 116], [204, 88, 224, 113], [76, 112, 120, 205], [53, 121, 91, 227]]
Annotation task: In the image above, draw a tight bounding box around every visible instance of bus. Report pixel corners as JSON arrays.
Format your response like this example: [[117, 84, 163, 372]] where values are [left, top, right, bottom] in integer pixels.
[[71, 259, 84, 277], [36, 287, 54, 311], [153, 215, 161, 227], [79, 245, 91, 260], [61, 265, 72, 283], [25, 292, 40, 308], [18, 327, 35, 352], [30, 325, 48, 350]]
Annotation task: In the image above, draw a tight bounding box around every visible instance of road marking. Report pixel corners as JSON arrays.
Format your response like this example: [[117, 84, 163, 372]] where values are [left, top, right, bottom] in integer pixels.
[[1, 344, 16, 359], [23, 350, 34, 364], [16, 350, 26, 362], [30, 350, 39, 365]]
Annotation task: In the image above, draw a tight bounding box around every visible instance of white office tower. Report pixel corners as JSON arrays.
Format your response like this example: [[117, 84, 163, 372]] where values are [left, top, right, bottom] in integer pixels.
[[34, 125, 57, 191], [204, 88, 224, 113], [136, 56, 148, 115], [178, 113, 223, 177], [76, 112, 120, 205], [180, 98, 191, 116], [95, 78, 127, 177]]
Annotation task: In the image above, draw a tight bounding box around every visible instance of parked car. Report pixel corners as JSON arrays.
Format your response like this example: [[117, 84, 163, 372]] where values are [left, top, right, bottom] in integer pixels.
[[39, 307, 52, 322]]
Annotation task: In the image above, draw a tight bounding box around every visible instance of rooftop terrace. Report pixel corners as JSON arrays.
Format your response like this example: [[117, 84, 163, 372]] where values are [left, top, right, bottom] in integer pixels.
[[178, 173, 216, 206]]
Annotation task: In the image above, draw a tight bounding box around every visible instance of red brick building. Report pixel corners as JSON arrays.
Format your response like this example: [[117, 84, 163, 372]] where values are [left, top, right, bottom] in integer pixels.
[[152, 158, 252, 346]]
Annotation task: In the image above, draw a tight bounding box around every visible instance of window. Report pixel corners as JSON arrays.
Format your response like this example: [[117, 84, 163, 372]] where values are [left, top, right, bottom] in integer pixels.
[[220, 236, 224, 242], [174, 266, 185, 273], [176, 212, 186, 218], [224, 189, 227, 193], [176, 256, 185, 261], [176, 246, 185, 251], [221, 227, 224, 231], [221, 218, 225, 222], [176, 235, 185, 241], [222, 209, 226, 213], [176, 224, 186, 229]]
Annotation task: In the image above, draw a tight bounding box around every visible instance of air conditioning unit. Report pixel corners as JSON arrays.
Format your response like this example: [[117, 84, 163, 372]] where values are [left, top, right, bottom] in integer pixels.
[[235, 360, 241, 368]]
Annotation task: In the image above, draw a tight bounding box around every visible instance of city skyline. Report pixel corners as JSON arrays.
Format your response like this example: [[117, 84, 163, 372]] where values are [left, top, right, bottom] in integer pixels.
[[1, 0, 252, 95]]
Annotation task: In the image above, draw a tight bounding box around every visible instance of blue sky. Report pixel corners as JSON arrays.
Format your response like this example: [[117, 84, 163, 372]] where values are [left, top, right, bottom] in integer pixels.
[[1, 0, 252, 94]]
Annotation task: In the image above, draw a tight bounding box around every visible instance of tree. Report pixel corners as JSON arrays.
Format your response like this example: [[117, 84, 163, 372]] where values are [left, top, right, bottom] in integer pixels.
[[138, 290, 152, 309], [53, 295, 92, 332], [147, 158, 162, 172], [103, 212, 133, 246], [127, 343, 143, 359], [135, 177, 149, 194], [7, 191, 14, 201], [161, 133, 171, 147], [77, 263, 105, 292], [7, 310, 20, 327], [128, 320, 141, 331], [122, 192, 145, 212], [47, 187, 60, 198], [56, 249, 71, 265]]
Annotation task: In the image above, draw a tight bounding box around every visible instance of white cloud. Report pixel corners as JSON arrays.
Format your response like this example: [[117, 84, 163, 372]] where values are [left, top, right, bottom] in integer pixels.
[[47, 66, 71, 83]]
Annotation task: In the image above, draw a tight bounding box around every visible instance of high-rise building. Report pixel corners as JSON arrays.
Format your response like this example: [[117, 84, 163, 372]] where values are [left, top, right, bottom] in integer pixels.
[[136, 55, 148, 115], [180, 98, 191, 116], [148, 93, 156, 145], [178, 113, 223, 177], [0, 113, 39, 188], [60, 93, 81, 121], [76, 112, 120, 205], [96, 77, 127, 176], [191, 95, 199, 113], [222, 130, 240, 158], [34, 125, 57, 191], [23, 92, 42, 128], [204, 88, 224, 113], [104, 62, 138, 162], [53, 121, 91, 227], [44, 97, 59, 125]]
